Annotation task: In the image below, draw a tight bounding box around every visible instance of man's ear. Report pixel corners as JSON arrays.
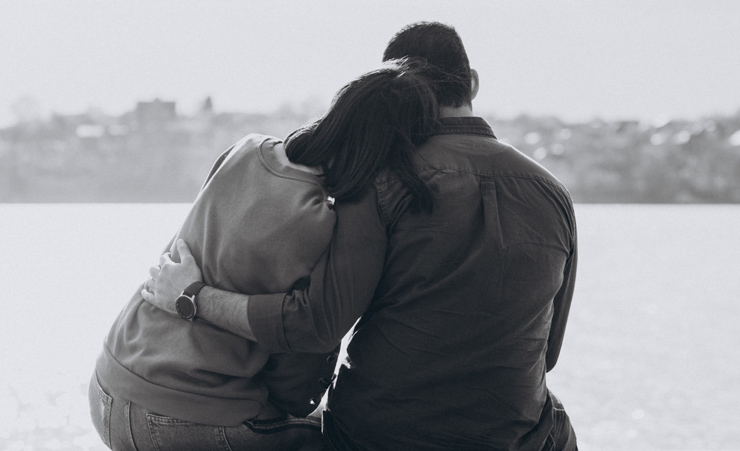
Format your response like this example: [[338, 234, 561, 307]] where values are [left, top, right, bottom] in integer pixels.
[[470, 69, 480, 102]]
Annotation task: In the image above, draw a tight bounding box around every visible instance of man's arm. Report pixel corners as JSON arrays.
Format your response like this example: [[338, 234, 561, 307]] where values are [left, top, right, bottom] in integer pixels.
[[143, 187, 387, 352], [545, 209, 578, 372], [142, 239, 258, 341], [252, 188, 386, 353]]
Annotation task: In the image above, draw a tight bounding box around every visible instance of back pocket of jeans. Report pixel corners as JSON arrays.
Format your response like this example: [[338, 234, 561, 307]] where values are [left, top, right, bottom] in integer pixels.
[[88, 373, 112, 448], [147, 414, 230, 451]]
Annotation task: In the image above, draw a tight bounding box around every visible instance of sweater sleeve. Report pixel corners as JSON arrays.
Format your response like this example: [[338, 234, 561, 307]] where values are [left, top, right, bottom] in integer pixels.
[[248, 187, 386, 353]]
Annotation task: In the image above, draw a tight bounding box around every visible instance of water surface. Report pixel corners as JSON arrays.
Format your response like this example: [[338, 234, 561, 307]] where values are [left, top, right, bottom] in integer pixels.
[[1, 204, 738, 450]]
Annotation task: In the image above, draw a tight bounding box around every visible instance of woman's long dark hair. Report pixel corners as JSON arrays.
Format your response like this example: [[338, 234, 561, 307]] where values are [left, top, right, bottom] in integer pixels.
[[284, 58, 439, 213]]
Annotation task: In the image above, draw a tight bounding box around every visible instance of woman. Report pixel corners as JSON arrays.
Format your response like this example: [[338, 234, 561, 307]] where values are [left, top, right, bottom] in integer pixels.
[[89, 58, 439, 451]]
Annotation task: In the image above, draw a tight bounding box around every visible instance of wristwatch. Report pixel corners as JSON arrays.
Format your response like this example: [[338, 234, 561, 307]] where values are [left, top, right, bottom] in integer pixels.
[[175, 282, 206, 321]]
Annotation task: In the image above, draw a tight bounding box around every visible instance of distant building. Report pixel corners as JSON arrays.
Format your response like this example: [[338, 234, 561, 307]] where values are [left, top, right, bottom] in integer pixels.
[[135, 99, 177, 128], [201, 96, 214, 115]]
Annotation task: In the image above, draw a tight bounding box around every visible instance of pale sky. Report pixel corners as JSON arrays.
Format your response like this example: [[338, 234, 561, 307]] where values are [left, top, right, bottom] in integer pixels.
[[2, 0, 739, 127]]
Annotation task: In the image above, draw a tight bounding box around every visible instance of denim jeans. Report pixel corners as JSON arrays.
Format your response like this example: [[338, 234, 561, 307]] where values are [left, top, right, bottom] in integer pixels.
[[541, 391, 578, 451], [89, 372, 326, 451], [322, 390, 577, 451]]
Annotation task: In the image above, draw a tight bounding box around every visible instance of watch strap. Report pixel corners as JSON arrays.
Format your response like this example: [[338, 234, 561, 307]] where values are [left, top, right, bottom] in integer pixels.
[[182, 281, 206, 298]]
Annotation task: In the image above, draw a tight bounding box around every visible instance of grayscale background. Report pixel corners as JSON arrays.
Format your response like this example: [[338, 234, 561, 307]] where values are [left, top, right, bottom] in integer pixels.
[[1, 1, 739, 449]]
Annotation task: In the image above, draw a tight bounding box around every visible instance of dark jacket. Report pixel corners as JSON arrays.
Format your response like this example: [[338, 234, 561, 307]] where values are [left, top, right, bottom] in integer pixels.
[[249, 117, 578, 450]]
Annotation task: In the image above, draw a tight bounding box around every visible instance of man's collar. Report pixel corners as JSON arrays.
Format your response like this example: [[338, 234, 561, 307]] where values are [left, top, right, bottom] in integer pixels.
[[435, 117, 496, 138]]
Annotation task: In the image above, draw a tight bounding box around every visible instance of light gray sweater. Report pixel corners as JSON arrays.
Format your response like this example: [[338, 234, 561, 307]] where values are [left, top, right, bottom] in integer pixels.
[[96, 134, 338, 426]]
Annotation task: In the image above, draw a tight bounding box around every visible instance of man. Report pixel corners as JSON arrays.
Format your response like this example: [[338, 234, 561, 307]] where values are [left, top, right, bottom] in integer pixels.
[[144, 22, 578, 450]]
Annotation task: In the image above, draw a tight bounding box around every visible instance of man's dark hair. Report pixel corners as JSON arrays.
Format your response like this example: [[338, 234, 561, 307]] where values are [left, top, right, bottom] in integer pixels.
[[383, 22, 472, 108], [284, 58, 438, 212]]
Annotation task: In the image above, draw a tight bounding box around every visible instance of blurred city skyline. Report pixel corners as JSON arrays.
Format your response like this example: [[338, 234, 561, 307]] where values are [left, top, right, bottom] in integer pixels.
[[4, 94, 740, 204], [2, 0, 740, 127]]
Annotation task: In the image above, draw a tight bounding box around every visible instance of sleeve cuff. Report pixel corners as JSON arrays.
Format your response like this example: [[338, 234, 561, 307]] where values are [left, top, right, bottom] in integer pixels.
[[247, 293, 291, 352]]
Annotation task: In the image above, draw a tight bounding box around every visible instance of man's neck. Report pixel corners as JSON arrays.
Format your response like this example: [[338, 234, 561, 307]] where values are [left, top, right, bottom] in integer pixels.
[[439, 105, 474, 118]]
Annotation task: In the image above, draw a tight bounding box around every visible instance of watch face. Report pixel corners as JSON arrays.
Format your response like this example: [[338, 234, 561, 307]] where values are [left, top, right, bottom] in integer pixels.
[[176, 295, 196, 319]]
